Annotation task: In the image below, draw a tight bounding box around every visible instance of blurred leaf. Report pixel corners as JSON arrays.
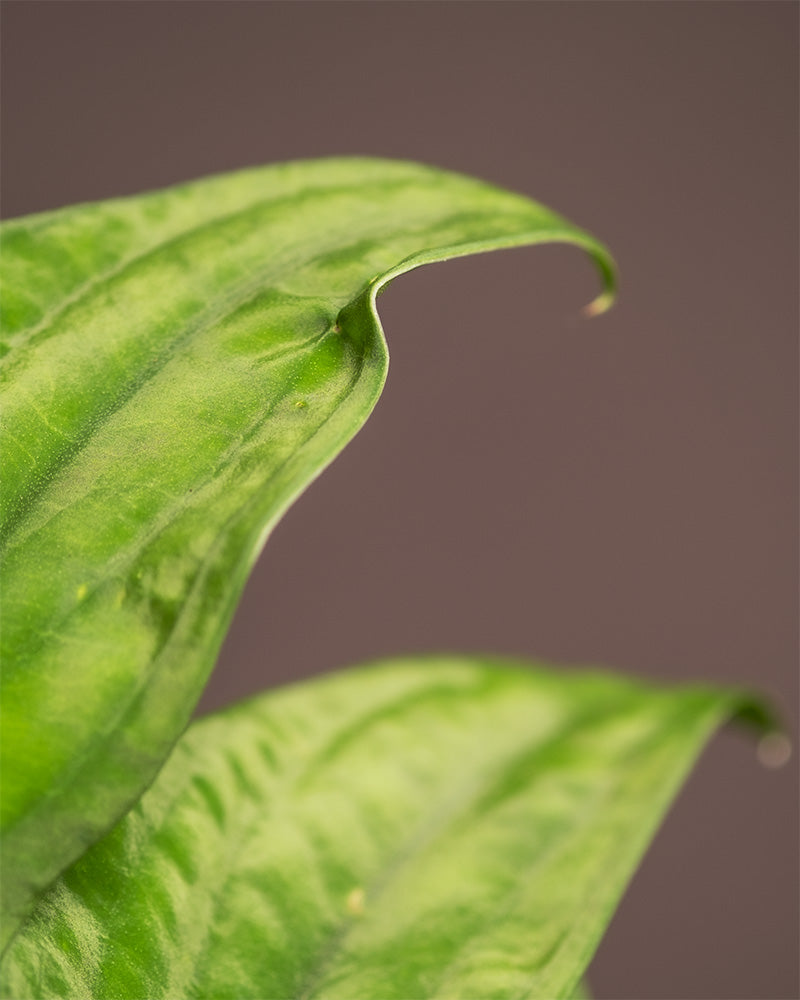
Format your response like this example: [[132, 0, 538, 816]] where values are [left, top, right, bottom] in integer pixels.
[[0, 158, 614, 945], [0, 656, 764, 999]]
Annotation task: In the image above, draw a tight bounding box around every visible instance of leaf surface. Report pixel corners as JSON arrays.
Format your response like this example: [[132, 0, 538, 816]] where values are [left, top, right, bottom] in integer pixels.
[[0, 657, 764, 1000], [0, 159, 614, 944]]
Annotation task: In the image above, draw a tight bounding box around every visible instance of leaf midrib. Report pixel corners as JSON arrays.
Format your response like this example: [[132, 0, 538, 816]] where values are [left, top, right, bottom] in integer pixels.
[[294, 706, 618, 1000], [182, 680, 549, 999], [0, 351, 371, 845]]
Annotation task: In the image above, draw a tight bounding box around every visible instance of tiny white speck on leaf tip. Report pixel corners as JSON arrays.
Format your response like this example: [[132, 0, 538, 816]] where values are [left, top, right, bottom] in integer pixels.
[[756, 732, 792, 769], [582, 290, 614, 319]]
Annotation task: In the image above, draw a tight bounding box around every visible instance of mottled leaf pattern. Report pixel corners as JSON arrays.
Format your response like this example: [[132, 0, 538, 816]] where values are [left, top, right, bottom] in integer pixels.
[[0, 159, 614, 944], [0, 657, 763, 999]]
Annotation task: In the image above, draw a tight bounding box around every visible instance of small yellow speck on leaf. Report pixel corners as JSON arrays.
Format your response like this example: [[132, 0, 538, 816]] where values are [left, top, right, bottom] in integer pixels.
[[345, 887, 365, 916]]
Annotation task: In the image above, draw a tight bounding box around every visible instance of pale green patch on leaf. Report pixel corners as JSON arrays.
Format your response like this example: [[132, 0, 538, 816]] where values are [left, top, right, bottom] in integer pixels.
[[0, 159, 615, 945], [0, 657, 766, 1000]]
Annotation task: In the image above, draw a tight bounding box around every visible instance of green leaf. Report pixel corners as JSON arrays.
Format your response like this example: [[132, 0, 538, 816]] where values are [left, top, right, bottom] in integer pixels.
[[0, 656, 765, 1000], [0, 158, 614, 945]]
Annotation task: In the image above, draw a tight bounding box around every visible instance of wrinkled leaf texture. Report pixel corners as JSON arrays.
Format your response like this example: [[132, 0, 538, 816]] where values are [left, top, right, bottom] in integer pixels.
[[0, 657, 764, 1000], [0, 158, 615, 945]]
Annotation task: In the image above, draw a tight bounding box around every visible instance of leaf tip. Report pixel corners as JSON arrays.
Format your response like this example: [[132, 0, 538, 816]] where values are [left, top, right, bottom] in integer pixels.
[[582, 289, 615, 319]]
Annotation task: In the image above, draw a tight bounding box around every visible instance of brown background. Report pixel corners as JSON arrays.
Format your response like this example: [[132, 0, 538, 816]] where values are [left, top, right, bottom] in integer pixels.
[[2, 2, 797, 998]]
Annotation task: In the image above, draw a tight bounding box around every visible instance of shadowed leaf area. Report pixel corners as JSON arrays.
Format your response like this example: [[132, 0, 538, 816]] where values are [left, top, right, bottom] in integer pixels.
[[0, 657, 763, 999]]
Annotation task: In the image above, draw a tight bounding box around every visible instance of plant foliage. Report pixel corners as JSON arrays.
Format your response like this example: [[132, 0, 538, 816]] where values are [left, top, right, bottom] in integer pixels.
[[0, 658, 761, 1000], [0, 159, 766, 996]]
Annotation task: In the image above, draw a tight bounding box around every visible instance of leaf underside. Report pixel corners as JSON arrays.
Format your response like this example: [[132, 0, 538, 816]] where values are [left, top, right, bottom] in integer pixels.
[[0, 657, 759, 1000], [0, 158, 615, 943]]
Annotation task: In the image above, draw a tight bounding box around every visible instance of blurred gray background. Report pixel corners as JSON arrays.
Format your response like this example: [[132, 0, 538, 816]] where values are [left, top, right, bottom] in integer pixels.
[[2, 2, 797, 997]]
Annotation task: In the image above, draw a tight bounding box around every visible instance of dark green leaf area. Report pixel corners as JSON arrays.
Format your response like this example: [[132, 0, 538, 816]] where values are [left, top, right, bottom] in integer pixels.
[[0, 657, 755, 1000], [0, 158, 614, 945]]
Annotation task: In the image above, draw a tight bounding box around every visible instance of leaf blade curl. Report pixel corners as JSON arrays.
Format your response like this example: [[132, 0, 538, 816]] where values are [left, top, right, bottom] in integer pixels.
[[0, 158, 615, 945]]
